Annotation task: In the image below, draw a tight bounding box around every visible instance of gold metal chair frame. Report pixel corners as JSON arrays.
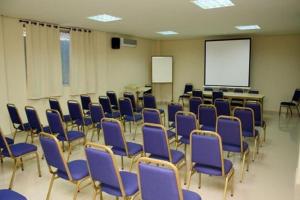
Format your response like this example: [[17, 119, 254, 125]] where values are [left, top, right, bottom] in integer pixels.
[[187, 130, 234, 200], [85, 143, 139, 200], [0, 128, 41, 189], [137, 157, 185, 200], [101, 118, 143, 171], [216, 115, 250, 182]]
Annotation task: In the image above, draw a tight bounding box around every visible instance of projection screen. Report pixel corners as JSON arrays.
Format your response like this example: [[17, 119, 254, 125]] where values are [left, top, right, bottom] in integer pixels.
[[204, 38, 251, 87]]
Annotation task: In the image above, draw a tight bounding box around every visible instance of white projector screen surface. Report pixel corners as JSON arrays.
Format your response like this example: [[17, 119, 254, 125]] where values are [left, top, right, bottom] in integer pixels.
[[152, 56, 173, 83], [205, 39, 251, 87]]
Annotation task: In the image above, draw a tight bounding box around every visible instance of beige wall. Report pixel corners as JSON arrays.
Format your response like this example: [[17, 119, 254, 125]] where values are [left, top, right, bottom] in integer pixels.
[[158, 35, 300, 111]]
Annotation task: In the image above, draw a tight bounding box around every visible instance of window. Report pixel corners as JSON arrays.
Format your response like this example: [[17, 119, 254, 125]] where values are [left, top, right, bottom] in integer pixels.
[[60, 32, 70, 85]]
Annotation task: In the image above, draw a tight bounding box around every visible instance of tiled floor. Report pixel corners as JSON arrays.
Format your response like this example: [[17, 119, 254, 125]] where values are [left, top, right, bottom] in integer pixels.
[[0, 109, 300, 200]]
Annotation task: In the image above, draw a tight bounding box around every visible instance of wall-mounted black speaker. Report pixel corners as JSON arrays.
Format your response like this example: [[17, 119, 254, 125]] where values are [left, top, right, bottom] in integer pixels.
[[111, 37, 120, 49]]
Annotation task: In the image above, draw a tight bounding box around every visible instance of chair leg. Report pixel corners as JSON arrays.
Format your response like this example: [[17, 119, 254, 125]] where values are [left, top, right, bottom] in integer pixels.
[[13, 131, 17, 141], [20, 157, 24, 171], [187, 169, 193, 189], [121, 156, 124, 170], [9, 159, 18, 189], [240, 152, 247, 183], [133, 123, 138, 140], [263, 125, 266, 143], [73, 181, 81, 200], [296, 106, 300, 117], [198, 173, 201, 189], [36, 152, 42, 177], [224, 175, 229, 200], [97, 129, 101, 141], [67, 143, 72, 161], [46, 174, 56, 200]]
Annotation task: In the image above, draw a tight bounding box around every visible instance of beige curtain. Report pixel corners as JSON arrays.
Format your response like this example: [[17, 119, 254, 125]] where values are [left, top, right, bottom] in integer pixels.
[[70, 30, 96, 95], [25, 23, 62, 99]]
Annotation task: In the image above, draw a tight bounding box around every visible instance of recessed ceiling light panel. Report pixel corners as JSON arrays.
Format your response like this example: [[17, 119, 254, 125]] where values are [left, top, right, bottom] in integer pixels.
[[88, 14, 122, 22], [157, 31, 178, 35], [192, 0, 234, 9], [235, 25, 261, 30]]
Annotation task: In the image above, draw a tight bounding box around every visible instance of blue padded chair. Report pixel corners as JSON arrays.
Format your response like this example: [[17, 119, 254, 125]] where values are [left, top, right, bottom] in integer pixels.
[[49, 98, 72, 126], [89, 103, 105, 141], [217, 116, 250, 182], [279, 89, 300, 116], [67, 100, 93, 134], [198, 104, 217, 132], [143, 94, 165, 124], [119, 97, 143, 140], [101, 118, 143, 170], [142, 108, 176, 143], [85, 143, 139, 200], [168, 103, 183, 129], [175, 111, 198, 153], [80, 94, 92, 116], [124, 92, 142, 113], [142, 123, 186, 184], [39, 132, 89, 200], [99, 96, 121, 119], [192, 89, 203, 98], [212, 91, 224, 104], [46, 109, 86, 161], [233, 107, 260, 161], [25, 106, 51, 143], [245, 101, 267, 142], [215, 99, 231, 116], [107, 91, 119, 110], [138, 157, 201, 200], [189, 97, 202, 118], [7, 103, 31, 140], [0, 190, 27, 200], [0, 128, 41, 189], [187, 130, 234, 200], [178, 84, 193, 106]]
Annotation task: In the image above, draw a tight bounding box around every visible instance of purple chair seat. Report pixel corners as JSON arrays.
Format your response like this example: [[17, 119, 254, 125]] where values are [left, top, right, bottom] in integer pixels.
[[57, 131, 85, 142], [111, 142, 143, 156], [280, 101, 296, 106], [75, 117, 92, 126], [255, 120, 266, 127], [2, 143, 37, 157], [179, 136, 190, 145], [183, 189, 202, 200], [57, 160, 89, 181], [63, 115, 72, 122], [194, 159, 233, 176], [5, 137, 14, 145], [167, 130, 176, 139], [200, 125, 215, 132], [124, 114, 142, 122], [0, 189, 27, 200], [243, 129, 259, 138], [101, 171, 138, 197], [17, 123, 31, 131], [43, 126, 51, 133], [150, 150, 184, 165], [158, 109, 164, 114], [223, 142, 248, 153], [105, 111, 121, 118]]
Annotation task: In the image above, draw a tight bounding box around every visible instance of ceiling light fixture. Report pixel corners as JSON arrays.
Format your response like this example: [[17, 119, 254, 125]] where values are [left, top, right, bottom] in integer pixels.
[[157, 31, 178, 35], [88, 14, 122, 22], [192, 0, 234, 9], [235, 25, 261, 30]]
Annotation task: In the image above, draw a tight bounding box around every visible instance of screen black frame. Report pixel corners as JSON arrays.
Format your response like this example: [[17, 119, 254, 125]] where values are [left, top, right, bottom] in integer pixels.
[[204, 38, 252, 87]]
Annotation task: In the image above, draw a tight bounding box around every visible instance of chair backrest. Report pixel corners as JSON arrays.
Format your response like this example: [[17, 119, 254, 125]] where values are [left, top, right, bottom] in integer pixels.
[[142, 123, 171, 161], [189, 97, 202, 117], [183, 84, 193, 94], [80, 95, 92, 111], [49, 98, 64, 119], [39, 132, 72, 180], [67, 100, 84, 122], [190, 130, 225, 175], [138, 157, 184, 200], [175, 111, 197, 139], [143, 94, 157, 109], [85, 143, 125, 196], [46, 109, 66, 139], [168, 103, 183, 123], [124, 92, 137, 111], [244, 101, 262, 124], [106, 91, 119, 109], [192, 90, 203, 98], [119, 97, 134, 117], [198, 104, 217, 129], [7, 103, 23, 129], [212, 91, 223, 104], [99, 96, 113, 114], [216, 116, 243, 150], [143, 108, 161, 124], [292, 89, 300, 102], [25, 106, 43, 133], [214, 99, 231, 116], [0, 128, 12, 156], [89, 103, 105, 124], [233, 107, 255, 136], [101, 118, 128, 154]]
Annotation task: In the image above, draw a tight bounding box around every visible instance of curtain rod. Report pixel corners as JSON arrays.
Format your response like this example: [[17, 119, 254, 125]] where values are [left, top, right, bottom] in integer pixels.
[[19, 19, 92, 32]]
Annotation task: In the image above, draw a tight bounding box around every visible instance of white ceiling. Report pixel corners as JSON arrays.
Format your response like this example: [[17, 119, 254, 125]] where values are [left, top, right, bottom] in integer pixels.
[[0, 0, 300, 39]]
